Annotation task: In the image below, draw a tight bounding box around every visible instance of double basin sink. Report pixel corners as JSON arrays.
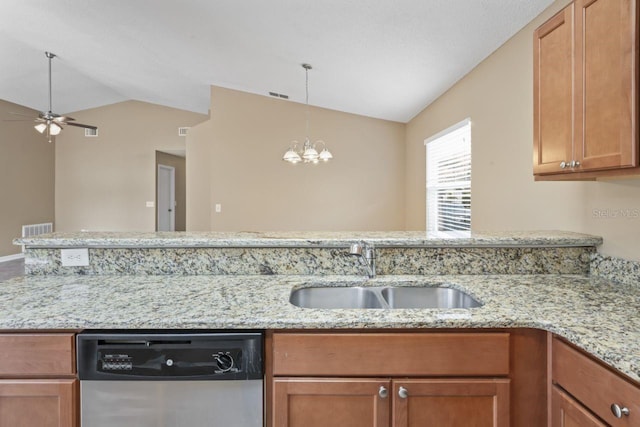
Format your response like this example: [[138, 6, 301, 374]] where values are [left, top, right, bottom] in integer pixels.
[[290, 283, 482, 310]]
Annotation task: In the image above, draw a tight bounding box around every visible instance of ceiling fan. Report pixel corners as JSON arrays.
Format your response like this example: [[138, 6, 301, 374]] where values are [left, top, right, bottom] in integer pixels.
[[7, 52, 97, 143]]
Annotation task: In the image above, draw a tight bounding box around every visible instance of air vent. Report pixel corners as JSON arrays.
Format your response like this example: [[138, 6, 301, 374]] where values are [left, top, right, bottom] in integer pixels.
[[85, 128, 98, 137], [178, 127, 190, 136], [268, 91, 289, 99]]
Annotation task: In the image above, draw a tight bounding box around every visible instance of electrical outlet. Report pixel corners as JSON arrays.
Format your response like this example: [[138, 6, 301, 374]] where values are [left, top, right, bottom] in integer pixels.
[[61, 248, 90, 267]]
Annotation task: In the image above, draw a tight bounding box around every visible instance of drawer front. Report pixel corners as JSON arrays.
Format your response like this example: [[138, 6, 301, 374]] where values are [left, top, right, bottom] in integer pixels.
[[0, 334, 75, 376], [272, 332, 509, 377], [552, 338, 640, 426]]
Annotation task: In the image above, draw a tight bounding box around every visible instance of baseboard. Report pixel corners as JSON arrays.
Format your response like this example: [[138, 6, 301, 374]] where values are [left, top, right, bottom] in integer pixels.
[[0, 253, 25, 263]]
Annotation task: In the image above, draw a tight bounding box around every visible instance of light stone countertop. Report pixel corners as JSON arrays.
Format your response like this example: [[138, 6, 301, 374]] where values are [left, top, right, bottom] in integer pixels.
[[0, 273, 637, 383], [15, 230, 603, 248]]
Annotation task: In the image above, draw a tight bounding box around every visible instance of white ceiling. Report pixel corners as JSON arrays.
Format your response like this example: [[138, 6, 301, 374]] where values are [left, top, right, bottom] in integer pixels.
[[0, 0, 554, 123]]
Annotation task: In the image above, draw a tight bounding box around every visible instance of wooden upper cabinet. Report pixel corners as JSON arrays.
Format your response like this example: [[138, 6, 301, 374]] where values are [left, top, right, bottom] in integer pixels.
[[576, 0, 637, 171], [534, 0, 639, 178], [534, 4, 575, 175]]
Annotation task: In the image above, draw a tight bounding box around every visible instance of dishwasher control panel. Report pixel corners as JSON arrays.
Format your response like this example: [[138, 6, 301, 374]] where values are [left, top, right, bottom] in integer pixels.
[[77, 332, 263, 381]]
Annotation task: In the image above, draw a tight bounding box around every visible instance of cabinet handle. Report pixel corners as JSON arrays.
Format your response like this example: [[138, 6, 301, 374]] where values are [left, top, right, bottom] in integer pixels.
[[611, 403, 630, 418], [560, 160, 581, 169], [398, 386, 408, 399], [378, 386, 388, 399]]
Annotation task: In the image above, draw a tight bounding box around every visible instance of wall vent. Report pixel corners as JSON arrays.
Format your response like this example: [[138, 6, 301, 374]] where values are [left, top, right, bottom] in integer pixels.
[[21, 222, 53, 252], [84, 128, 98, 137], [178, 127, 190, 136], [268, 91, 289, 99]]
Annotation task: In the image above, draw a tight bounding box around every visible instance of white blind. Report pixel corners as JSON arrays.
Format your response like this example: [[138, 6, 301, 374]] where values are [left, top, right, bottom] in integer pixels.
[[425, 119, 471, 236]]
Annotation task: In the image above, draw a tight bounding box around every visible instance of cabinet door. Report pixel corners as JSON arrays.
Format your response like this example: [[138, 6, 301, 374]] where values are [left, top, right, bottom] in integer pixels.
[[0, 379, 77, 427], [575, 0, 637, 171], [533, 4, 575, 175], [272, 378, 390, 427], [392, 379, 509, 427], [552, 386, 607, 427]]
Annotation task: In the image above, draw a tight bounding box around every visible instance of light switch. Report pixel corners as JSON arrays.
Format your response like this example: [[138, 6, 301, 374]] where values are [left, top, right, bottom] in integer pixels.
[[215, 204, 222, 213], [146, 201, 155, 208]]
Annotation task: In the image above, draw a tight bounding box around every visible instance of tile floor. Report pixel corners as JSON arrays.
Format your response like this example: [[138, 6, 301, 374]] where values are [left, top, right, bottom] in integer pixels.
[[0, 258, 25, 281]]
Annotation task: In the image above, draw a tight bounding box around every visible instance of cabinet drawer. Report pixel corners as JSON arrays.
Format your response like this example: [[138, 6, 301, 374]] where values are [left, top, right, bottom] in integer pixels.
[[0, 334, 75, 376], [272, 332, 509, 377], [552, 338, 640, 426]]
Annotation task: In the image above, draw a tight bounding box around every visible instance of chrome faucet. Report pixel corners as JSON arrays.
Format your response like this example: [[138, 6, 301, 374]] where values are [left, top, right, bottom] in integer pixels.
[[349, 242, 376, 278]]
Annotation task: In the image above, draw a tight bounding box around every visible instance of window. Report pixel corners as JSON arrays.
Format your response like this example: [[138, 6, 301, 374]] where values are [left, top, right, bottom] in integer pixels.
[[425, 118, 471, 236]]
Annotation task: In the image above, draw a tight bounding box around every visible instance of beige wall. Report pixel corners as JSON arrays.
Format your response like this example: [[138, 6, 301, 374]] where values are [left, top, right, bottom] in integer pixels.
[[156, 151, 186, 231], [405, 0, 640, 261], [0, 99, 55, 257], [187, 86, 406, 231], [55, 100, 207, 231]]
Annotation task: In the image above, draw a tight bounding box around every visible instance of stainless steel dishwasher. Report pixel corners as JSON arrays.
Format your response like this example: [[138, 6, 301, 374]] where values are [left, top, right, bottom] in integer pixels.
[[77, 331, 263, 427]]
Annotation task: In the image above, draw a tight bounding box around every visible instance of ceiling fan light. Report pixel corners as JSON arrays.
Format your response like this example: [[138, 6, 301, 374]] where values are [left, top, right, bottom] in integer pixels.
[[34, 123, 47, 133], [49, 122, 62, 135]]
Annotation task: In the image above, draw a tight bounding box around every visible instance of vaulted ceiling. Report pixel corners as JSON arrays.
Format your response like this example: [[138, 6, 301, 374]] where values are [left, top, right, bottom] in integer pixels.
[[0, 0, 554, 122]]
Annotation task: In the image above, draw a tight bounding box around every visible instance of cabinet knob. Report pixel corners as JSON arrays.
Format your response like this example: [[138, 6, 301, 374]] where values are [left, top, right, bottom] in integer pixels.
[[560, 161, 568, 169], [378, 386, 388, 399], [398, 386, 408, 399], [611, 403, 630, 418]]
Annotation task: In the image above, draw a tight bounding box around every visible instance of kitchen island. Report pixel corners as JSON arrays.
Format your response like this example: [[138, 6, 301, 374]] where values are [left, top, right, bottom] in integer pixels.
[[2, 230, 639, 425]]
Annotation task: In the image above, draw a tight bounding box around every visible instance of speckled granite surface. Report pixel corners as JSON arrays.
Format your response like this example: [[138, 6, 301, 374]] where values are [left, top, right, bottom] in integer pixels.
[[24, 246, 594, 276], [591, 253, 640, 286], [15, 230, 603, 248], [0, 273, 637, 382]]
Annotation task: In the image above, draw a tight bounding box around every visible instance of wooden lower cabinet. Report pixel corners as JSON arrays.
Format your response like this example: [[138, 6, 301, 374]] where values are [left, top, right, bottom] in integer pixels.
[[273, 378, 390, 427], [393, 379, 510, 427], [0, 333, 78, 427], [272, 377, 509, 427], [0, 379, 77, 427], [551, 386, 606, 427]]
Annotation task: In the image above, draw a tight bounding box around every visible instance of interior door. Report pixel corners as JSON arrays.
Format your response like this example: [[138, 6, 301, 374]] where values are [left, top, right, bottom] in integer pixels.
[[157, 164, 175, 231]]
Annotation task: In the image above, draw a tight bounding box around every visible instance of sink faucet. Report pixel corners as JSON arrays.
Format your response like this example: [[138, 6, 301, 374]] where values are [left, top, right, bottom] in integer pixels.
[[348, 242, 376, 278]]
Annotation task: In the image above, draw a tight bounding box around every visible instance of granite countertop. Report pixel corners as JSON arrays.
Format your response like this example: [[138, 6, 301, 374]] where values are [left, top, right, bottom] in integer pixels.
[[15, 230, 603, 248], [0, 273, 637, 382]]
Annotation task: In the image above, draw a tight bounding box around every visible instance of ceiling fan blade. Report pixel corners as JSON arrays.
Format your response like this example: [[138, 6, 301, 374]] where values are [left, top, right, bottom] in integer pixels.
[[54, 116, 75, 122], [3, 119, 34, 122], [64, 121, 97, 130], [8, 111, 37, 118]]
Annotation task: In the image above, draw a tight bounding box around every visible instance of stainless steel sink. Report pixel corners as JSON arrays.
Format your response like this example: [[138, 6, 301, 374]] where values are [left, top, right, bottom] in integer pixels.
[[289, 284, 481, 309], [380, 286, 481, 309], [289, 286, 384, 309]]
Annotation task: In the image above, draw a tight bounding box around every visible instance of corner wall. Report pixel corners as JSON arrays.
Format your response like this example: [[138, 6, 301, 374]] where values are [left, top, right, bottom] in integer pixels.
[[186, 86, 406, 231], [0, 99, 55, 257], [55, 100, 207, 231], [405, 0, 640, 261]]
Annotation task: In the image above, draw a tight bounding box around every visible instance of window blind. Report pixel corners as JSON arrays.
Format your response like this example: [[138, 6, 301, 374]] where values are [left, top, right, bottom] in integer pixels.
[[425, 119, 471, 236]]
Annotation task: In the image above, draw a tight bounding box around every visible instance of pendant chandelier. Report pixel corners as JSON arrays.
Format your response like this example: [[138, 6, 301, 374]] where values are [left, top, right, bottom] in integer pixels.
[[282, 64, 333, 164]]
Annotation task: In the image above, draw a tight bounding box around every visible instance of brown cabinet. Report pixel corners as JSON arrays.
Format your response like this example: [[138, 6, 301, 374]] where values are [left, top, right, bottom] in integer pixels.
[[533, 0, 638, 179], [552, 337, 640, 426], [273, 377, 509, 427], [269, 332, 512, 427], [552, 385, 607, 427], [0, 333, 77, 427]]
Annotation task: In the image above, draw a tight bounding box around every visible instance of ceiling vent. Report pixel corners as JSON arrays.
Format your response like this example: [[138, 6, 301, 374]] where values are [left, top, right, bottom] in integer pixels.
[[84, 128, 98, 137], [269, 91, 289, 99], [178, 127, 190, 136]]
